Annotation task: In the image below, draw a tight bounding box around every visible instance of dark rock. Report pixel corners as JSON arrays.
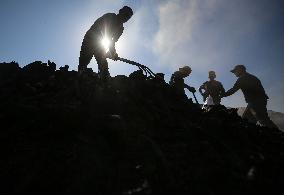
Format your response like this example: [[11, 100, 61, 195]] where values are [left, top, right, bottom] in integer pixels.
[[0, 61, 283, 195]]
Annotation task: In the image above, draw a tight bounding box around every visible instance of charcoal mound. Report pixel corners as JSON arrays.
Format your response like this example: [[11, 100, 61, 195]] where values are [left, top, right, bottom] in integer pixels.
[[1, 61, 284, 195]]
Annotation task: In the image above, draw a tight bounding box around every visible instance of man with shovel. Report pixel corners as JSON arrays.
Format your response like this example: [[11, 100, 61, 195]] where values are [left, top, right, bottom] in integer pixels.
[[78, 6, 133, 80]]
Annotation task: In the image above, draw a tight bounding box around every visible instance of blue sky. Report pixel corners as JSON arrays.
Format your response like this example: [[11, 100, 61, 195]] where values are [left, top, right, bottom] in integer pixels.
[[1, 0, 284, 112]]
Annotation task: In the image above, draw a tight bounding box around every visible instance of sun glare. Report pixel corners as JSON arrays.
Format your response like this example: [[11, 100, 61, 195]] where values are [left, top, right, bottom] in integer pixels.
[[101, 37, 111, 53]]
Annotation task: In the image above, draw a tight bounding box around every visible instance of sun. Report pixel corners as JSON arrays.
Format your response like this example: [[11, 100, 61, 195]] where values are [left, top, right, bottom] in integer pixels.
[[101, 36, 111, 53]]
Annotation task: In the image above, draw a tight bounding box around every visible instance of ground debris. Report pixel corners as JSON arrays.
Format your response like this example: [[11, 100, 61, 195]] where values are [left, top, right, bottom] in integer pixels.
[[1, 61, 284, 195]]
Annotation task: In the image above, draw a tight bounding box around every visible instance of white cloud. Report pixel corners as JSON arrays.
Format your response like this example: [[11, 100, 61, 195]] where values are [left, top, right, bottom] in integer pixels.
[[153, 0, 198, 69], [152, 0, 270, 72], [116, 7, 145, 57]]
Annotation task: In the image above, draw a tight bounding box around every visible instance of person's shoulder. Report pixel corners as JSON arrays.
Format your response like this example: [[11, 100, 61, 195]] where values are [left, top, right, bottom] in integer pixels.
[[243, 72, 255, 78], [102, 13, 116, 17], [171, 71, 182, 79], [172, 71, 180, 76], [100, 13, 117, 21], [170, 71, 177, 78], [245, 72, 260, 81], [250, 72, 259, 79], [101, 13, 117, 19], [93, 13, 113, 23], [203, 81, 209, 85], [176, 71, 184, 78], [214, 80, 223, 85], [199, 81, 208, 88]]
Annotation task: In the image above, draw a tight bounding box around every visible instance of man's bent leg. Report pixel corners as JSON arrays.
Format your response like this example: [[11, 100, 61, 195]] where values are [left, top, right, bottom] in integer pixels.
[[242, 104, 258, 124], [78, 44, 93, 73], [250, 100, 278, 129], [95, 55, 110, 80]]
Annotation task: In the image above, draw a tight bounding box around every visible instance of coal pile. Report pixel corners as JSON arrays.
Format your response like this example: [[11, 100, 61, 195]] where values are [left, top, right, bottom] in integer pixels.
[[1, 61, 284, 195]]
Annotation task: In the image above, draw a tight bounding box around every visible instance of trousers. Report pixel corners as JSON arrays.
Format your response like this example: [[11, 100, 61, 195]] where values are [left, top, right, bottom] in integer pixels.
[[78, 37, 110, 79], [242, 99, 278, 129]]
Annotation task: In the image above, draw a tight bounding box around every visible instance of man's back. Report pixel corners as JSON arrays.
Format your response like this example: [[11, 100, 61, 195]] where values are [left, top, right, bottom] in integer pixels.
[[170, 71, 185, 93], [235, 73, 268, 102], [86, 13, 123, 39]]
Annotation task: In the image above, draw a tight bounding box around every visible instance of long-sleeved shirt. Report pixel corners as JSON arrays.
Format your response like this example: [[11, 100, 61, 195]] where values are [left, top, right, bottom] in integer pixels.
[[169, 71, 194, 95], [199, 80, 225, 104], [224, 72, 268, 103], [82, 13, 124, 52]]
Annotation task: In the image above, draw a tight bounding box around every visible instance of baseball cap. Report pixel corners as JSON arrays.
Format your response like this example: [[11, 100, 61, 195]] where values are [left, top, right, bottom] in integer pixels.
[[230, 65, 246, 73]]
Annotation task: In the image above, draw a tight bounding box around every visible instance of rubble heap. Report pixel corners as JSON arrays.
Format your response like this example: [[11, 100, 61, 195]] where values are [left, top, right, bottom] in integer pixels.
[[1, 61, 284, 195]]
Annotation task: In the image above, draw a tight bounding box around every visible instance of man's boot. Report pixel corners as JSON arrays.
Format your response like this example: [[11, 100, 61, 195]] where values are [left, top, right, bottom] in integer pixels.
[[78, 65, 87, 74], [99, 69, 110, 81]]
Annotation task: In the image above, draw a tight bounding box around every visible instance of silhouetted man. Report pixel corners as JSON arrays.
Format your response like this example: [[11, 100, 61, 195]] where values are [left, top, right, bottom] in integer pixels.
[[199, 71, 225, 105], [78, 6, 133, 79], [223, 65, 278, 129], [169, 66, 196, 98]]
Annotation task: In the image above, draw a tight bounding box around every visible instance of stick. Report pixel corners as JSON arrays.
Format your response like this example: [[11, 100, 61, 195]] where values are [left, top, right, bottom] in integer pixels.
[[192, 92, 199, 104]]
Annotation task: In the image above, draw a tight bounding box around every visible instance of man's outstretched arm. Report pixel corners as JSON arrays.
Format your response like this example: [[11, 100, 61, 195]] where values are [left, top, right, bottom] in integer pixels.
[[223, 82, 240, 97]]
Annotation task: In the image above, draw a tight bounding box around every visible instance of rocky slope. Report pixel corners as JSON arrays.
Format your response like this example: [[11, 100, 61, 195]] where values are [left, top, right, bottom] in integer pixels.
[[1, 61, 284, 195]]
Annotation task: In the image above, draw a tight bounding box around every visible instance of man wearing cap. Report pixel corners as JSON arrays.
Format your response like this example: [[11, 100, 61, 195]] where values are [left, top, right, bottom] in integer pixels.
[[199, 71, 225, 105], [223, 65, 278, 129], [78, 6, 133, 80], [169, 66, 196, 98]]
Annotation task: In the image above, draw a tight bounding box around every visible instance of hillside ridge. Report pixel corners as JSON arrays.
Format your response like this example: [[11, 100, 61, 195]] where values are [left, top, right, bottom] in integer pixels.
[[1, 61, 284, 195]]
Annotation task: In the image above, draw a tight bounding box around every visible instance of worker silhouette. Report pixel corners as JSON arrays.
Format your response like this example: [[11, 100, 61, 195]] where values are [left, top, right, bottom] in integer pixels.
[[223, 65, 278, 129], [169, 66, 196, 99], [78, 6, 133, 80], [199, 71, 225, 105]]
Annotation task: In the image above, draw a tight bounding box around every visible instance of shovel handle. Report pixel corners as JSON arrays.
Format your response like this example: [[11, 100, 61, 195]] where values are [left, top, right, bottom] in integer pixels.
[[117, 57, 156, 77], [192, 92, 199, 104]]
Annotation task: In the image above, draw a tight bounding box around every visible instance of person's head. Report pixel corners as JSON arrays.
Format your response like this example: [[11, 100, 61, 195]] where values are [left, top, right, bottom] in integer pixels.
[[208, 71, 216, 81], [179, 66, 192, 77], [118, 6, 133, 23], [230, 64, 246, 77]]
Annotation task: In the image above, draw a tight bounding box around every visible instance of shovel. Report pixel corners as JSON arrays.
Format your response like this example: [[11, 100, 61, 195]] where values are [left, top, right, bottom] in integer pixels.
[[113, 56, 156, 77]]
